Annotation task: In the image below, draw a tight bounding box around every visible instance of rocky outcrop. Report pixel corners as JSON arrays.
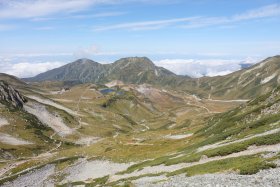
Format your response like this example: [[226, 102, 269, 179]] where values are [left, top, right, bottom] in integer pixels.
[[0, 81, 27, 108]]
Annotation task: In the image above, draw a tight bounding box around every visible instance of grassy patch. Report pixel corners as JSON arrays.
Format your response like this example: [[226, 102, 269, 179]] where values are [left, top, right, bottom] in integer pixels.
[[58, 175, 109, 187], [108, 172, 166, 187], [124, 130, 280, 174], [168, 155, 276, 177], [167, 131, 280, 165]]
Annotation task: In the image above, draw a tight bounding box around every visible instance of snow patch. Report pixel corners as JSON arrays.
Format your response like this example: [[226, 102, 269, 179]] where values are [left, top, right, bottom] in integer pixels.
[[155, 69, 159, 77], [0, 118, 9, 127], [243, 60, 268, 74], [207, 99, 249, 103], [261, 73, 277, 84], [105, 80, 124, 88], [0, 133, 33, 145], [76, 137, 102, 146], [165, 133, 193, 140]]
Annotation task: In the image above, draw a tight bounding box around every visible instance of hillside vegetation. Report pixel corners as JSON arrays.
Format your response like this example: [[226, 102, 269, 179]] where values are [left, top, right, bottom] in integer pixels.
[[0, 55, 280, 186]]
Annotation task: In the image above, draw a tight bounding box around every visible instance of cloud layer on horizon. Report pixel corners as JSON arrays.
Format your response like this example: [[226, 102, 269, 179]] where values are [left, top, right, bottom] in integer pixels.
[[0, 56, 260, 78], [154, 58, 258, 77], [0, 60, 67, 78]]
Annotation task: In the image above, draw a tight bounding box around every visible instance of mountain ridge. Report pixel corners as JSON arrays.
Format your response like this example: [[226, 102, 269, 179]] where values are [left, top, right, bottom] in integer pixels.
[[182, 55, 280, 99], [24, 57, 185, 86], [1, 56, 280, 186], [23, 55, 280, 99]]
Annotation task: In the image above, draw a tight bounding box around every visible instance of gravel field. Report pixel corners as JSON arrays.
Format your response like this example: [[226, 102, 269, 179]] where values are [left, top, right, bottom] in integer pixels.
[[62, 159, 134, 184], [26, 95, 77, 116], [133, 167, 280, 187], [110, 144, 280, 182], [2, 165, 55, 187], [24, 103, 73, 136]]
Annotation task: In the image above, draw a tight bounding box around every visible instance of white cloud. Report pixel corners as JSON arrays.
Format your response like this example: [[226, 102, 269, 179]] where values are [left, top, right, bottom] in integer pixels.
[[74, 45, 101, 57], [0, 55, 262, 78], [93, 17, 199, 31], [0, 61, 67, 78], [233, 4, 280, 21], [71, 11, 127, 19], [0, 24, 16, 31], [0, 0, 171, 19], [154, 58, 260, 77], [0, 0, 125, 19], [1, 53, 72, 58], [34, 26, 55, 30], [93, 4, 280, 31], [31, 11, 127, 22], [183, 4, 280, 29], [73, 45, 122, 58]]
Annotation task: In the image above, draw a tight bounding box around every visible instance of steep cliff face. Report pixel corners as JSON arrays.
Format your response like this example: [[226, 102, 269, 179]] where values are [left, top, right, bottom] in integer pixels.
[[0, 81, 27, 108]]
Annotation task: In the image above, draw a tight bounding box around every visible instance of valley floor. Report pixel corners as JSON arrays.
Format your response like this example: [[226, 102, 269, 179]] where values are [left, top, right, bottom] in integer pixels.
[[1, 78, 280, 186]]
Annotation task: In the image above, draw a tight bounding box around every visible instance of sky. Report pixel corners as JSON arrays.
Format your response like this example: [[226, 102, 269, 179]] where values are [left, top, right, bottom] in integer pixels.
[[0, 0, 280, 78]]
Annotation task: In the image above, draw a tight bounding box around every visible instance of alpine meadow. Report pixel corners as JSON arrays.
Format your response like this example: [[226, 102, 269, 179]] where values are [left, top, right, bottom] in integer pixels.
[[0, 0, 280, 186]]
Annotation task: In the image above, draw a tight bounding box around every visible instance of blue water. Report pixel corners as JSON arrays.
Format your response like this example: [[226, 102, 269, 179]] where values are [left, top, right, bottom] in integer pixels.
[[100, 88, 115, 94]]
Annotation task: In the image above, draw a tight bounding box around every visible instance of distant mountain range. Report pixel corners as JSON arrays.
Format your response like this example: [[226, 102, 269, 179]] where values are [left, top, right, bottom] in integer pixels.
[[24, 57, 185, 86], [24, 55, 280, 99], [239, 63, 253, 69]]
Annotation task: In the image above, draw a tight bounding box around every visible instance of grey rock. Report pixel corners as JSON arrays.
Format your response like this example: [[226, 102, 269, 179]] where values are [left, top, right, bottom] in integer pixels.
[[0, 81, 27, 108]]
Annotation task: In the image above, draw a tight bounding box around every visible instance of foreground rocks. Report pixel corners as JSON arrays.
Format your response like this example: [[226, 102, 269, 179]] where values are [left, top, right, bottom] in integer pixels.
[[0, 81, 27, 108], [2, 165, 55, 187], [133, 167, 280, 187]]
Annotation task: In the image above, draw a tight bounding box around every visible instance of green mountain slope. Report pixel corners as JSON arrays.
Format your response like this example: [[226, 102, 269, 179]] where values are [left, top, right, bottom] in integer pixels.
[[197, 85, 280, 148], [1, 59, 280, 185], [0, 80, 55, 159], [112, 84, 280, 184], [24, 59, 107, 83], [25, 57, 185, 87], [181, 55, 280, 99], [25, 55, 280, 100]]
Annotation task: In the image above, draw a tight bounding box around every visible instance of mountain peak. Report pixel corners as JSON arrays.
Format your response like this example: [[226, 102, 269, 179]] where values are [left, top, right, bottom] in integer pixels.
[[24, 56, 179, 86], [122, 56, 152, 62], [73, 58, 98, 65], [114, 56, 155, 69]]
